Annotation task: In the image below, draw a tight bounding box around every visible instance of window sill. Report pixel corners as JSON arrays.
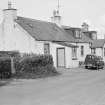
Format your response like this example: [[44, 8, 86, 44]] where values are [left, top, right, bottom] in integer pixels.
[[72, 58, 78, 60]]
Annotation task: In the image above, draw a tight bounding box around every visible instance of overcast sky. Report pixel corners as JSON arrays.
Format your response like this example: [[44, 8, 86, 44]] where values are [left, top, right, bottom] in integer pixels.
[[0, 0, 105, 38]]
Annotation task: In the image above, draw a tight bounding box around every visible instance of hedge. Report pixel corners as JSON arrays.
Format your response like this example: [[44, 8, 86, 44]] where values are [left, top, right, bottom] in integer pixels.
[[0, 52, 58, 79], [14, 54, 58, 79], [0, 57, 12, 79]]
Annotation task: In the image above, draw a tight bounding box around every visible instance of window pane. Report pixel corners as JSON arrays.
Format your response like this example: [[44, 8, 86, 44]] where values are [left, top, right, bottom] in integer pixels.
[[44, 43, 50, 54], [72, 47, 77, 59], [81, 46, 84, 56], [91, 48, 96, 54]]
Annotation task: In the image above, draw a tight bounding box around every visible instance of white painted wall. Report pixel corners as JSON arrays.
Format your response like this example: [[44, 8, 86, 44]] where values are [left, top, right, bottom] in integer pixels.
[[65, 47, 78, 68], [0, 8, 44, 54], [50, 42, 78, 68], [95, 48, 103, 57], [77, 43, 91, 62], [0, 21, 44, 54], [50, 42, 64, 68], [102, 44, 105, 62]]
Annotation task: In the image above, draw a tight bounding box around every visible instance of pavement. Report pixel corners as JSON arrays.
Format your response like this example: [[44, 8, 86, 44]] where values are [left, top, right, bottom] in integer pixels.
[[0, 68, 105, 105]]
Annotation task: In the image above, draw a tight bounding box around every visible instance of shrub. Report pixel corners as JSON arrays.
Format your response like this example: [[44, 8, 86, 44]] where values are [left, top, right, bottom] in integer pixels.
[[0, 57, 11, 79], [14, 54, 58, 79], [0, 51, 20, 79], [79, 61, 84, 67]]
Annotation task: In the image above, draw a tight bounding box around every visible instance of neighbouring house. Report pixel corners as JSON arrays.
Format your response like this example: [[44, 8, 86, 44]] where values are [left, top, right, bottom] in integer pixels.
[[0, 2, 80, 68], [91, 39, 105, 61], [63, 24, 92, 63]]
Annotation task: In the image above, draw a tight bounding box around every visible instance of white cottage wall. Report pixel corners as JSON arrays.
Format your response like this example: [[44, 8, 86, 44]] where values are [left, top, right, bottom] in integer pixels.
[[50, 42, 78, 68], [65, 47, 78, 68], [50, 42, 65, 68], [95, 48, 103, 57], [0, 20, 44, 54], [13, 23, 44, 54], [77, 43, 91, 62], [103, 44, 105, 61]]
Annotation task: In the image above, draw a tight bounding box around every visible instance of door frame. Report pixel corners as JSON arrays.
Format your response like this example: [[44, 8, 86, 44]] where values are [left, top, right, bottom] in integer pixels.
[[56, 47, 66, 68]]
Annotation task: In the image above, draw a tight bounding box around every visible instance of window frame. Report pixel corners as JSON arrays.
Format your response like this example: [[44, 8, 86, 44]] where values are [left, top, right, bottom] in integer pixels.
[[44, 43, 50, 54], [81, 46, 84, 57], [91, 48, 96, 54], [104, 48, 105, 56], [75, 30, 81, 38], [72, 47, 77, 60]]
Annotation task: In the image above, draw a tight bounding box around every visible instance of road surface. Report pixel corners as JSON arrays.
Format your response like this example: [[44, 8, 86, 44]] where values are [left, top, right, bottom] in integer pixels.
[[0, 68, 105, 105]]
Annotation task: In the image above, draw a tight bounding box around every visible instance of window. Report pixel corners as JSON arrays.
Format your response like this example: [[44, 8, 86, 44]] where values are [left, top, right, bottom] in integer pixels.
[[75, 30, 81, 38], [92, 33, 97, 40], [91, 48, 96, 54], [81, 46, 84, 56], [104, 48, 105, 56], [72, 47, 77, 59], [44, 43, 50, 54]]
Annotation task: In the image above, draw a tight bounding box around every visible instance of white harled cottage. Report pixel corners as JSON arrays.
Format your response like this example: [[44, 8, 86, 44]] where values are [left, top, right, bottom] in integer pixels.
[[0, 2, 101, 69], [0, 2, 80, 68]]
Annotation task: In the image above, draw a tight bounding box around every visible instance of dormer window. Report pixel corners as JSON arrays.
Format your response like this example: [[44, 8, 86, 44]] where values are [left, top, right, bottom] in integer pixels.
[[75, 30, 81, 38], [92, 33, 97, 40]]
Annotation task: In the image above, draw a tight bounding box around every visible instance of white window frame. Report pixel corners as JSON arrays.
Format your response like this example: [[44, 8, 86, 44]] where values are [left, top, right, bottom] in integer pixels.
[[75, 30, 81, 38], [91, 48, 96, 54], [72, 47, 77, 60], [44, 43, 50, 54]]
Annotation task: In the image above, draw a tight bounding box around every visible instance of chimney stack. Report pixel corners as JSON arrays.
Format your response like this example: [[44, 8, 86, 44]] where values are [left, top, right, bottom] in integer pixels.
[[51, 9, 61, 27], [81, 22, 89, 32], [51, 0, 61, 27], [3, 1, 17, 22]]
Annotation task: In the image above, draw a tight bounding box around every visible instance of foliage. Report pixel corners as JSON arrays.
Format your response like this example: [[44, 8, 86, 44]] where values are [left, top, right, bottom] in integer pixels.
[[0, 57, 11, 79], [14, 54, 58, 79]]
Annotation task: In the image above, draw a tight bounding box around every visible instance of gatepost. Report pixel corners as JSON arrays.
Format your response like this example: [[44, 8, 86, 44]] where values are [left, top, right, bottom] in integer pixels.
[[11, 57, 15, 74]]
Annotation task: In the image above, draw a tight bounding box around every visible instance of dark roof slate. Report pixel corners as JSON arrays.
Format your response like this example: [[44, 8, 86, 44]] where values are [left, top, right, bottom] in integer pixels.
[[53, 41, 78, 48], [16, 16, 76, 42], [64, 28, 92, 43]]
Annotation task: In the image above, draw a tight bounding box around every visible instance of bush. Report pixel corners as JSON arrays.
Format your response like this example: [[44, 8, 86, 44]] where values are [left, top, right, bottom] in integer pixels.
[[79, 61, 84, 67], [0, 57, 12, 79], [14, 54, 58, 79], [0, 51, 20, 79]]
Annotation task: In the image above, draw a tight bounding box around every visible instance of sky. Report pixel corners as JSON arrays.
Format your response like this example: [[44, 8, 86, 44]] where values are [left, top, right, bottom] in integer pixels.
[[0, 0, 105, 38]]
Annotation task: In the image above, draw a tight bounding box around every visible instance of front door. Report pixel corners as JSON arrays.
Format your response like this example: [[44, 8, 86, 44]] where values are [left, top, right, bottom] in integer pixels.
[[57, 48, 65, 67]]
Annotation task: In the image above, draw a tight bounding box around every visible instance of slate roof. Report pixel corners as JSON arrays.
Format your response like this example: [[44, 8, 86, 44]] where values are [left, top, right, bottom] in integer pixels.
[[64, 28, 92, 43], [91, 39, 105, 48], [53, 41, 78, 48], [16, 16, 76, 42], [83, 31, 97, 39]]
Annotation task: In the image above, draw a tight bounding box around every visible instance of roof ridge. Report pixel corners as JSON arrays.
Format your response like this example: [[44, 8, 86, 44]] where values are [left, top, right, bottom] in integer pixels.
[[17, 16, 55, 25]]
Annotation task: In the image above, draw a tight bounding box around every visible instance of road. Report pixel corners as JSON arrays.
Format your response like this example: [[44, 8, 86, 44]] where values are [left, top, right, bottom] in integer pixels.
[[0, 68, 105, 105]]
